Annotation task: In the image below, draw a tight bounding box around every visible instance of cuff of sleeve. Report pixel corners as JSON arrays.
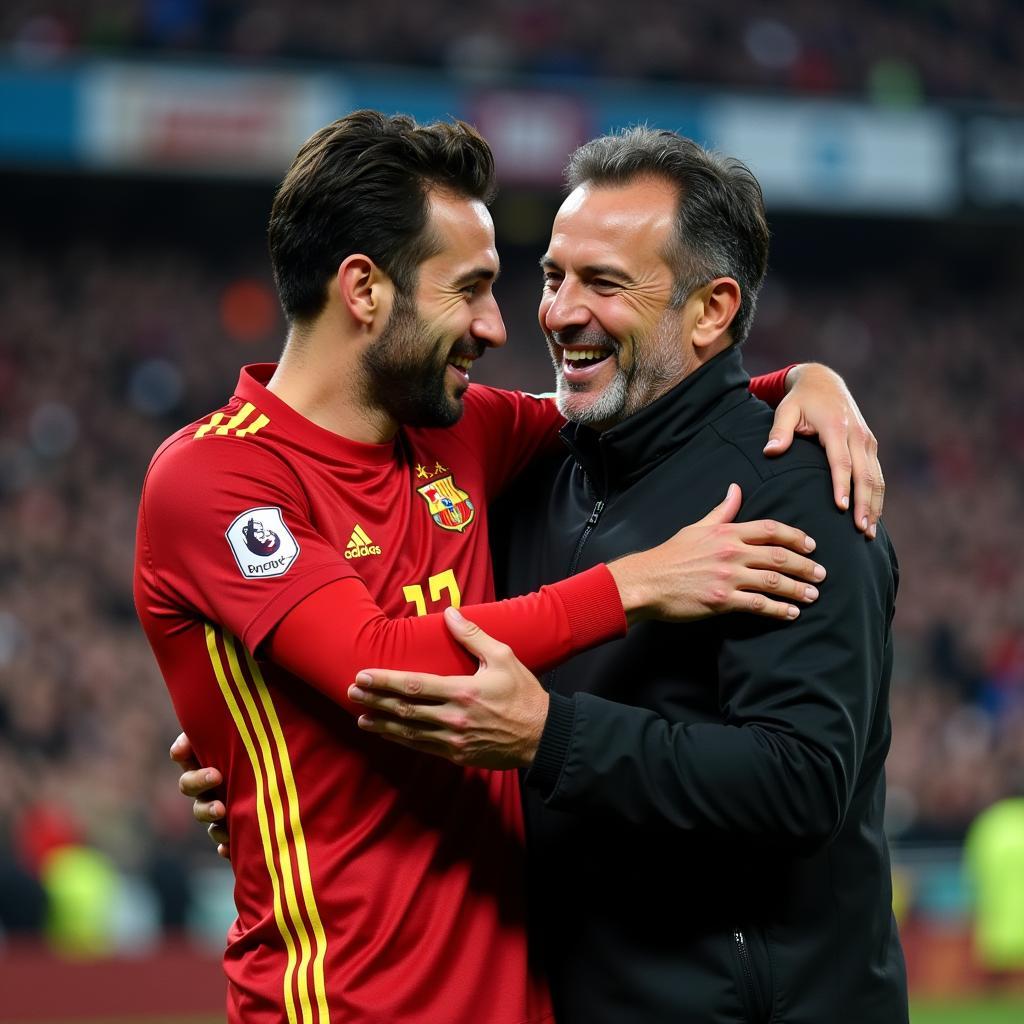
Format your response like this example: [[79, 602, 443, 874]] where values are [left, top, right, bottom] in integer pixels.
[[548, 563, 627, 649], [750, 363, 798, 408], [526, 690, 576, 800]]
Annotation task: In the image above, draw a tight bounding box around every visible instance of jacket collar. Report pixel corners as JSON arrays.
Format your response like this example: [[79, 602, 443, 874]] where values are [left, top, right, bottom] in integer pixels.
[[560, 345, 752, 494]]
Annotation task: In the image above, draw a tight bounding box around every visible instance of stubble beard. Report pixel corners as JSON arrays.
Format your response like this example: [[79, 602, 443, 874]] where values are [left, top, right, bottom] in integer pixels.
[[361, 292, 465, 429], [551, 319, 687, 430]]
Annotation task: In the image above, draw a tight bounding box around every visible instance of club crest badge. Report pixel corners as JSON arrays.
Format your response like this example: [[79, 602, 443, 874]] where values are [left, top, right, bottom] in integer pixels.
[[417, 474, 475, 533], [226, 506, 300, 578]]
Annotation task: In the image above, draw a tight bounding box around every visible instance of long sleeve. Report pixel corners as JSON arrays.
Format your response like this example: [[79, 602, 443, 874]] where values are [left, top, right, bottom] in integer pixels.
[[268, 566, 625, 714]]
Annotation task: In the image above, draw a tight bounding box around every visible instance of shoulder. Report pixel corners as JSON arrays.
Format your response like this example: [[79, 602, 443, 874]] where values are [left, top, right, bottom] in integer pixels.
[[142, 412, 300, 511], [708, 394, 830, 486]]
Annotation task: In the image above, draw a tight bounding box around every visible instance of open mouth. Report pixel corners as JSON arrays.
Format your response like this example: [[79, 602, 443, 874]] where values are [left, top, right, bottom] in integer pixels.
[[561, 345, 615, 378], [447, 355, 474, 382]]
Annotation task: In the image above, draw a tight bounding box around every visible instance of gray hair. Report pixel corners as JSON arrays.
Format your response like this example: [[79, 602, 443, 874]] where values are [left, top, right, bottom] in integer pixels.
[[565, 127, 770, 346]]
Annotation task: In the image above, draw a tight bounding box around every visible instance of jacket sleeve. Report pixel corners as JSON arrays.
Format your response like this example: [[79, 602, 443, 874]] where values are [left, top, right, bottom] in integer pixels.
[[525, 465, 896, 848]]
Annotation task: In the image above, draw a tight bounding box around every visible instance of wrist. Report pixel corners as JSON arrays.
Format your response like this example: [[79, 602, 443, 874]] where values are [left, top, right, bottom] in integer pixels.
[[606, 553, 653, 625], [784, 363, 807, 393], [520, 690, 550, 766]]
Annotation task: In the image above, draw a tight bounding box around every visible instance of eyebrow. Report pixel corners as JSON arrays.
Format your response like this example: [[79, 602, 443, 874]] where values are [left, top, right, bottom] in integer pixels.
[[453, 265, 500, 288], [539, 256, 636, 285]]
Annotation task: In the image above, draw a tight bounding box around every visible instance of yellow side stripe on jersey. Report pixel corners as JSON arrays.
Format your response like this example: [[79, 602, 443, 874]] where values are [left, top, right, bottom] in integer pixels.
[[244, 645, 331, 1024], [221, 631, 326, 1024], [204, 624, 302, 1024]]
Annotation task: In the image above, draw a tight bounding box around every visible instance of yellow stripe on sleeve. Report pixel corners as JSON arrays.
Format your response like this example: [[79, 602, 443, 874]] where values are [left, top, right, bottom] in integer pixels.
[[204, 625, 301, 1024]]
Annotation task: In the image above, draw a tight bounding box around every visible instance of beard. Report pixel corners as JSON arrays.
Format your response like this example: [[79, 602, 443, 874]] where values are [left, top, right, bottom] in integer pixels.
[[552, 334, 629, 428], [361, 292, 469, 429], [549, 318, 688, 430]]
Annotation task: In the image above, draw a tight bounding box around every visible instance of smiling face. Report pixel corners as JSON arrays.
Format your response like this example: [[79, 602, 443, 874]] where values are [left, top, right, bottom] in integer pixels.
[[539, 177, 701, 430], [362, 191, 505, 428]]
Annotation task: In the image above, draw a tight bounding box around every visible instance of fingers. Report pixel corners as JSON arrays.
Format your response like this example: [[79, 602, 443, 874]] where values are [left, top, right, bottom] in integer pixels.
[[698, 483, 742, 526], [194, 797, 226, 825], [357, 712, 460, 753], [735, 567, 820, 604], [351, 668, 470, 705], [442, 606, 509, 666], [179, 766, 223, 799], [849, 428, 883, 539], [169, 732, 199, 771], [209, 822, 231, 860], [811, 416, 854, 517], [734, 518, 817, 555], [349, 685, 455, 728], [744, 546, 826, 584], [763, 401, 799, 456]]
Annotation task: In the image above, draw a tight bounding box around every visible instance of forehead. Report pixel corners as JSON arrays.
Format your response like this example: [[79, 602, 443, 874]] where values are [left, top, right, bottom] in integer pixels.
[[546, 177, 677, 266], [420, 191, 499, 280]]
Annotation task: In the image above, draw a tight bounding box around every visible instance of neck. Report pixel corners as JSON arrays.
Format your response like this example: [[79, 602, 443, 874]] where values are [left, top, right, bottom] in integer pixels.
[[267, 320, 399, 444]]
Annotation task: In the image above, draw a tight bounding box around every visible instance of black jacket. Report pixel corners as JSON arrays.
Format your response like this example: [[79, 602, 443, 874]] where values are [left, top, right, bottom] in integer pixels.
[[493, 347, 908, 1024]]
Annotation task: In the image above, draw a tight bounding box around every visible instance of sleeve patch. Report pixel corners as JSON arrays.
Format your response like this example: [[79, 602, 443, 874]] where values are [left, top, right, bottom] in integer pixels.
[[226, 506, 300, 579]]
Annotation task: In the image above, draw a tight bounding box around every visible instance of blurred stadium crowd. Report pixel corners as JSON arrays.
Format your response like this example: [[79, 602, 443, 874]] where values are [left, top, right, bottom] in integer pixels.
[[0, 217, 1022, 947], [3, 0, 1023, 104]]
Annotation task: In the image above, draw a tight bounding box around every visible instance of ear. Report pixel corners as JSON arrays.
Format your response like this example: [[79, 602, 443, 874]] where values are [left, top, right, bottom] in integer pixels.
[[334, 254, 394, 329], [692, 277, 741, 350]]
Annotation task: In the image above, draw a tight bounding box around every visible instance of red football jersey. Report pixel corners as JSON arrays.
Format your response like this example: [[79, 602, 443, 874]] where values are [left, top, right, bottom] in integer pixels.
[[134, 365, 627, 1024]]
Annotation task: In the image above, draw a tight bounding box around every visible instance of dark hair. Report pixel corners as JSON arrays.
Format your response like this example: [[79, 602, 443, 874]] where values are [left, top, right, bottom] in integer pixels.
[[269, 110, 497, 323], [565, 128, 770, 346]]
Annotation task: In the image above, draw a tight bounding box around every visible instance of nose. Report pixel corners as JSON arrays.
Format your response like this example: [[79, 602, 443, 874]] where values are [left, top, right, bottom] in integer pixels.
[[471, 293, 507, 349], [539, 278, 589, 335]]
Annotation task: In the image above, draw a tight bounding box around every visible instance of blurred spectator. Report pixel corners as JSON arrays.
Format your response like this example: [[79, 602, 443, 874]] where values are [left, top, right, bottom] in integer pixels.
[[2, 0, 1023, 103], [964, 795, 1024, 983]]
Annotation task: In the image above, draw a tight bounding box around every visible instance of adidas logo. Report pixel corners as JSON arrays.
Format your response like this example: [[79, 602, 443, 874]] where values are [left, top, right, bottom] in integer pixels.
[[345, 524, 382, 560]]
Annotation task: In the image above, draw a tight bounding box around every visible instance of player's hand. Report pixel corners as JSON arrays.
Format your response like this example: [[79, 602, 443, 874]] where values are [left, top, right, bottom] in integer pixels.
[[170, 732, 231, 860], [607, 484, 825, 624], [349, 607, 549, 769], [763, 362, 883, 538]]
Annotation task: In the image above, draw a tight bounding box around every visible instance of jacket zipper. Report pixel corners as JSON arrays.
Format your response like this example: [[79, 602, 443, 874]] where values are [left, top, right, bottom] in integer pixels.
[[568, 499, 605, 577], [733, 928, 765, 1022], [545, 498, 605, 693]]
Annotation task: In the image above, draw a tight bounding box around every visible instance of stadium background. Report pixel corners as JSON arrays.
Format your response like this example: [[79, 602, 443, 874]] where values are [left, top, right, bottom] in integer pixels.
[[1, 2, 1023, 1021]]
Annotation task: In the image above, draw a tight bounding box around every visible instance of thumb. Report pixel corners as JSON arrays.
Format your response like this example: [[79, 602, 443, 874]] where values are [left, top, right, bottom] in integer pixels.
[[764, 399, 799, 456], [700, 483, 742, 526], [443, 606, 503, 666]]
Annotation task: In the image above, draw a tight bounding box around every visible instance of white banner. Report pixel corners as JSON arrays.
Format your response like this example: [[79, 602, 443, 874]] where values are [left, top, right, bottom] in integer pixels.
[[707, 98, 958, 214], [80, 62, 341, 176]]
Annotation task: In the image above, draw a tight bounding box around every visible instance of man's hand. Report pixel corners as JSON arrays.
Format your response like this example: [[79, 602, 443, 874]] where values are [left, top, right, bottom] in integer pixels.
[[169, 732, 230, 860], [349, 607, 549, 769], [608, 484, 826, 625], [764, 363, 883, 538]]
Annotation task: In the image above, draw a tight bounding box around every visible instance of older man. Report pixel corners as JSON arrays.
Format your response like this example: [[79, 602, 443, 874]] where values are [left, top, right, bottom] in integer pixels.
[[348, 129, 908, 1023]]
